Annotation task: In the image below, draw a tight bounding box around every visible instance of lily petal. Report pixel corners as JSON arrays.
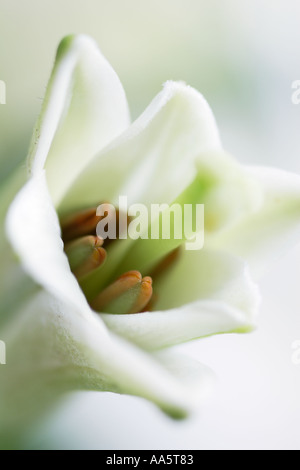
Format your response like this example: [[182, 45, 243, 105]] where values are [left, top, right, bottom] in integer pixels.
[[100, 250, 260, 350], [4, 171, 214, 429], [6, 170, 95, 323], [211, 166, 300, 280], [27, 34, 130, 206], [0, 288, 215, 440], [59, 80, 222, 213]]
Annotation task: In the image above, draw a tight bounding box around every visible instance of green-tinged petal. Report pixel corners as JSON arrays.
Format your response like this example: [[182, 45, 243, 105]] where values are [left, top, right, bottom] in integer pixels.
[[100, 250, 260, 350], [112, 151, 262, 276], [195, 151, 263, 232], [27, 34, 130, 206], [211, 166, 300, 280], [58, 80, 222, 213], [0, 288, 214, 443]]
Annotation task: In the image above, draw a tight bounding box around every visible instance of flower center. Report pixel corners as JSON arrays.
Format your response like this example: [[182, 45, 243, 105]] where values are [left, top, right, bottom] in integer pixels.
[[60, 206, 180, 314]]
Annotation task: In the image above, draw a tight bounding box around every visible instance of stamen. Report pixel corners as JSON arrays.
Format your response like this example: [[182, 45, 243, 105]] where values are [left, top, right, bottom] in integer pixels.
[[65, 235, 106, 278], [61, 207, 102, 242], [90, 271, 153, 314], [61, 202, 181, 315], [131, 276, 153, 314]]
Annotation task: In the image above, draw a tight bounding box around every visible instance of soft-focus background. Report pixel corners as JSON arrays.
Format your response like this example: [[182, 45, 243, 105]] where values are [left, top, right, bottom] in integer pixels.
[[1, 0, 300, 450]]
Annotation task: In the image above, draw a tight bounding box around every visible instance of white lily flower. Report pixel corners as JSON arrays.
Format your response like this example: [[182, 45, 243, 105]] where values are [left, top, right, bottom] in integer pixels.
[[2, 34, 300, 444]]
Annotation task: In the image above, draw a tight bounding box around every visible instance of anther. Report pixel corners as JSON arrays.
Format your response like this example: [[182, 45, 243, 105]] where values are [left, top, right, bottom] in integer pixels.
[[65, 235, 106, 278], [90, 271, 153, 314]]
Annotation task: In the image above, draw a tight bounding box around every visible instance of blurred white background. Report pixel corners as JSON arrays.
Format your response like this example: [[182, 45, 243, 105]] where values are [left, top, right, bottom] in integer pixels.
[[1, 0, 300, 450]]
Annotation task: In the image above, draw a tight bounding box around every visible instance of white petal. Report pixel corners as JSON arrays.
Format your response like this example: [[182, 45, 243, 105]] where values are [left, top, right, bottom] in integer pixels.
[[27, 35, 130, 205], [59, 80, 222, 213], [101, 250, 260, 350], [5, 171, 96, 324], [211, 166, 300, 280]]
